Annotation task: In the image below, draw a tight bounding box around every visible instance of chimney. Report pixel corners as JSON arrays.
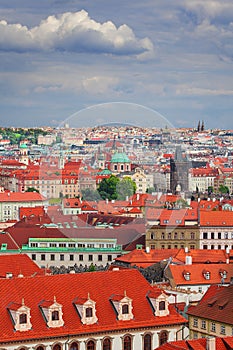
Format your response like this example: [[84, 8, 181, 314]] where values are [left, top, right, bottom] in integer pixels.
[[206, 337, 216, 350], [137, 193, 140, 201], [145, 247, 150, 254], [185, 256, 192, 265]]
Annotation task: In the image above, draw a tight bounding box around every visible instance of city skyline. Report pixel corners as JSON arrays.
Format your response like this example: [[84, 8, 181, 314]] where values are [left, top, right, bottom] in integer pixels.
[[0, 0, 233, 129]]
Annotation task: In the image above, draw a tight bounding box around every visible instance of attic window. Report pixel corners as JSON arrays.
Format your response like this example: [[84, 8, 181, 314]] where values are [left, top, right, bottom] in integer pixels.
[[110, 291, 134, 321], [219, 270, 227, 279], [7, 298, 32, 332], [203, 270, 211, 280], [183, 271, 191, 281], [147, 290, 169, 317], [39, 296, 64, 328], [66, 202, 70, 206], [73, 293, 98, 325]]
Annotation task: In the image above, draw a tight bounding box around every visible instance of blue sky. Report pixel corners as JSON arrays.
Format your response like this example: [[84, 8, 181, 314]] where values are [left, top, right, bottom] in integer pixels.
[[0, 0, 233, 129]]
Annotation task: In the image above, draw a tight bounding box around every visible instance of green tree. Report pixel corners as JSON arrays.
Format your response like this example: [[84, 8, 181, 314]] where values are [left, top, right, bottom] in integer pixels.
[[146, 187, 156, 194], [116, 177, 136, 200], [25, 187, 39, 193], [175, 198, 189, 208], [81, 188, 101, 201], [97, 175, 120, 200], [218, 185, 229, 194]]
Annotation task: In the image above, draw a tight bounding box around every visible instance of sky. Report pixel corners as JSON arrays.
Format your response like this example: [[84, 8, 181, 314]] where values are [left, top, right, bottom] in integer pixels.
[[0, 0, 233, 129]]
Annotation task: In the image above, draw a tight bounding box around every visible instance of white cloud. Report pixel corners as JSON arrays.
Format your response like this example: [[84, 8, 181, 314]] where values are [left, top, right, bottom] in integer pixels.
[[0, 10, 154, 56]]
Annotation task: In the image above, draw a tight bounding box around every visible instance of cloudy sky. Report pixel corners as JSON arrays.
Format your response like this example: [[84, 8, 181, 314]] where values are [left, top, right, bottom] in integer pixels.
[[0, 0, 233, 129]]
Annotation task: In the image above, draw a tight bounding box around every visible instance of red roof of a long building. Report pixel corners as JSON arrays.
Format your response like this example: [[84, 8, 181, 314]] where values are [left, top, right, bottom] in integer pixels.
[[0, 269, 186, 343]]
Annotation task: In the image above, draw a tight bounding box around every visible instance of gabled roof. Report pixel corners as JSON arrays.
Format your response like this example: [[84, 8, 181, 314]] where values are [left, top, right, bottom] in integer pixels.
[[0, 269, 187, 343], [0, 192, 46, 202]]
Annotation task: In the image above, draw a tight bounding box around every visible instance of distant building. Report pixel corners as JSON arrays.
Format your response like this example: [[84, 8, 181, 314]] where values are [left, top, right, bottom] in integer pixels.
[[170, 147, 190, 194]]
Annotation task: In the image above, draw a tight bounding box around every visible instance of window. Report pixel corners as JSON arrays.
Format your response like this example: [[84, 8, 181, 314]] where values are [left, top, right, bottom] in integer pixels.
[[36, 347, 45, 350], [211, 322, 216, 332], [87, 340, 95, 350], [218, 232, 221, 239], [70, 342, 79, 350], [52, 310, 59, 321], [98, 255, 102, 261], [70, 254, 74, 261], [190, 232, 195, 240], [107, 255, 112, 262], [88, 255, 93, 261], [193, 318, 198, 327], [53, 345, 62, 350], [221, 325, 226, 334], [86, 307, 93, 318], [174, 232, 178, 239], [79, 254, 83, 261], [32, 254, 36, 260], [201, 320, 206, 329], [50, 254, 55, 261], [203, 245, 208, 249], [19, 313, 27, 324], [203, 232, 208, 239], [180, 233, 184, 239], [60, 254, 64, 261], [211, 232, 215, 239], [41, 254, 45, 261], [143, 333, 152, 350], [103, 338, 111, 350], [159, 301, 165, 311], [211, 245, 214, 250], [123, 335, 132, 350], [150, 244, 155, 249], [122, 304, 129, 314], [159, 331, 168, 346], [168, 233, 171, 239]]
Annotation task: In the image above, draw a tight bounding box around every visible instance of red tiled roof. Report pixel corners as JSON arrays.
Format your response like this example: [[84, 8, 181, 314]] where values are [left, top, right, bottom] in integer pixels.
[[0, 269, 187, 343], [0, 254, 44, 278], [187, 284, 233, 325], [168, 263, 233, 286], [156, 337, 233, 350], [0, 192, 45, 202], [199, 211, 233, 226]]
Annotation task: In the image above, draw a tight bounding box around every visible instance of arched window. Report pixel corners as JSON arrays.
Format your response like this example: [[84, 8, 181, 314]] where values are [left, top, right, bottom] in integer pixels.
[[122, 304, 129, 314], [144, 333, 152, 350], [103, 338, 111, 350], [36, 347, 45, 350], [52, 310, 59, 321], [159, 301, 165, 310], [70, 342, 79, 350], [123, 335, 132, 350], [19, 313, 27, 324], [159, 331, 168, 346], [87, 340, 95, 350], [86, 307, 93, 318], [53, 345, 62, 350]]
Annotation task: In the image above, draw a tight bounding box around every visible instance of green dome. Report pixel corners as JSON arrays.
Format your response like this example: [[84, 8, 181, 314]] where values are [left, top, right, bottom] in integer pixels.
[[110, 152, 130, 163], [20, 143, 28, 149]]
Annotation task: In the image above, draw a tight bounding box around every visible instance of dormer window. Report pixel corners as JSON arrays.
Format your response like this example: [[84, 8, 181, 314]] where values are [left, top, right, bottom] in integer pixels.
[[39, 296, 64, 328], [73, 293, 98, 325], [110, 291, 134, 321], [7, 298, 32, 332], [147, 290, 169, 317], [183, 271, 191, 281], [219, 269, 227, 279], [203, 270, 211, 280]]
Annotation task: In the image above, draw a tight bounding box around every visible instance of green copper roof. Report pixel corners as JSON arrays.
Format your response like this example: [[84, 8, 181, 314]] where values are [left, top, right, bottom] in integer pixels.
[[20, 143, 28, 149], [110, 152, 130, 163], [98, 169, 112, 175]]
